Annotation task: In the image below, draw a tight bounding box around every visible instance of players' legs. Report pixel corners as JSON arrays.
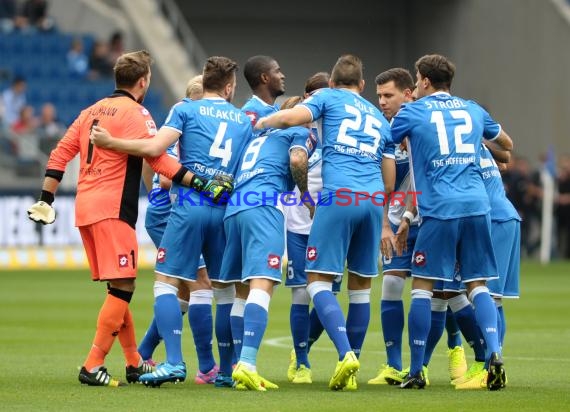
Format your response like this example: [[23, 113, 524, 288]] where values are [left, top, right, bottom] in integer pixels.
[[447, 292, 486, 364], [407, 276, 435, 378], [231, 207, 284, 390], [138, 220, 167, 363], [460, 215, 502, 362], [423, 290, 447, 368], [286, 231, 312, 373], [188, 267, 218, 382], [83, 278, 135, 373], [445, 306, 462, 349], [464, 280, 501, 359], [380, 271, 407, 371], [307, 307, 324, 351], [152, 273, 186, 366], [80, 220, 141, 383], [212, 281, 235, 379], [346, 273, 372, 359], [402, 217, 460, 389], [231, 282, 248, 366], [307, 273, 351, 358], [290, 287, 311, 368], [239, 278, 275, 370]]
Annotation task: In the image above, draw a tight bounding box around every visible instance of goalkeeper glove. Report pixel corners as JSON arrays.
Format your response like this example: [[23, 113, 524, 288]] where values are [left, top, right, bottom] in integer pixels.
[[27, 190, 56, 224], [190, 173, 234, 204]]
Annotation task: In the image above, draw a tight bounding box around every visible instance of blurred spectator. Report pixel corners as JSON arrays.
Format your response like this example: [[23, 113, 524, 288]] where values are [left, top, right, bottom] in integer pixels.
[[0, 0, 17, 33], [11, 105, 38, 135], [1, 77, 27, 127], [107, 31, 125, 66], [16, 0, 55, 32], [88, 40, 114, 79], [37, 102, 65, 154], [503, 155, 542, 257], [557, 155, 570, 259], [37, 103, 64, 139], [67, 37, 89, 78]]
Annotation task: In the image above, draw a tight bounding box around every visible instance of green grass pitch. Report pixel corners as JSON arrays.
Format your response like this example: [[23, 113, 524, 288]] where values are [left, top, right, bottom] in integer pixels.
[[1, 261, 569, 411]]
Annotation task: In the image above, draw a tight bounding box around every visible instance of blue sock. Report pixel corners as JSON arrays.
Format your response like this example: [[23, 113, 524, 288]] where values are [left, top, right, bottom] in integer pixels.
[[424, 306, 446, 366], [471, 288, 500, 358], [381, 300, 404, 370], [154, 293, 183, 365], [311, 288, 351, 360], [230, 298, 245, 361], [240, 290, 270, 366], [307, 307, 324, 352], [188, 303, 215, 373], [453, 304, 486, 362], [215, 302, 234, 376], [290, 304, 310, 367], [346, 289, 370, 359], [445, 306, 462, 348], [408, 292, 432, 376], [497, 305, 506, 348], [137, 317, 161, 361]]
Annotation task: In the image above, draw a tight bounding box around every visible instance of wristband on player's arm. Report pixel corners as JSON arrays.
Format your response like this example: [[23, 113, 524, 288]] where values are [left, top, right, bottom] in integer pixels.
[[39, 190, 55, 206], [172, 166, 191, 185], [402, 210, 415, 225]]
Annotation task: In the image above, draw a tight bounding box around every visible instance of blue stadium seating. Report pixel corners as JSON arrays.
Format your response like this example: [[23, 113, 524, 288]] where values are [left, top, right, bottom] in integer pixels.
[[0, 31, 166, 127]]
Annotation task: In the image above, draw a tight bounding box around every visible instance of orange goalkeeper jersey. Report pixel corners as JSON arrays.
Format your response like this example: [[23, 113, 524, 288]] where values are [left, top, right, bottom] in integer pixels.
[[47, 90, 160, 228]]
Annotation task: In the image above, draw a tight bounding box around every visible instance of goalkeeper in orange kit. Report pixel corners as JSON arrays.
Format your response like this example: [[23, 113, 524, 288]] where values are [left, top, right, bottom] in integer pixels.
[[27, 50, 232, 387]]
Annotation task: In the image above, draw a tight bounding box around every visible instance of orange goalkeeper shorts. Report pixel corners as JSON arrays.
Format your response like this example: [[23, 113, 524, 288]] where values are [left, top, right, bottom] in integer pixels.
[[79, 218, 138, 281]]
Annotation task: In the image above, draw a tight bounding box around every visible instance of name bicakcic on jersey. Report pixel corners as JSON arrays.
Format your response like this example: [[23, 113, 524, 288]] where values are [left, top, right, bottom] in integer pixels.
[[147, 188, 421, 207]]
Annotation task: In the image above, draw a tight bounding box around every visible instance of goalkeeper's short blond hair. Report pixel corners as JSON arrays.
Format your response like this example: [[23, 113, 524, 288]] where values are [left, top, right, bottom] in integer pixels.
[[186, 75, 204, 100]]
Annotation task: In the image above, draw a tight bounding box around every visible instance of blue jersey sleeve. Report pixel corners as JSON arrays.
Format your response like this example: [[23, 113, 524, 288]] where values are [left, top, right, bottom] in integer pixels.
[[289, 126, 317, 159], [480, 107, 502, 140], [390, 104, 412, 145], [166, 142, 178, 158], [383, 140, 396, 159], [163, 101, 187, 133], [300, 89, 327, 122]]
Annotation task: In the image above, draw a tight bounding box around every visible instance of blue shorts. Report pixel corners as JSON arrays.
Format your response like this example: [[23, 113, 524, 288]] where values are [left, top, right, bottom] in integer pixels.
[[382, 222, 419, 274], [411, 215, 498, 283], [487, 219, 521, 298], [155, 201, 224, 280], [306, 193, 381, 278], [220, 207, 285, 284], [286, 231, 342, 292], [433, 278, 465, 293], [145, 204, 171, 248]]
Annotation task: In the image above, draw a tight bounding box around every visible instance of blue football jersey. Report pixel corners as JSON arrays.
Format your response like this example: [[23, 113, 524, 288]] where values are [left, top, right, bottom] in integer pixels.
[[163, 96, 252, 201], [300, 88, 391, 198], [480, 145, 521, 222], [242, 95, 279, 136], [225, 125, 317, 218], [391, 92, 502, 219]]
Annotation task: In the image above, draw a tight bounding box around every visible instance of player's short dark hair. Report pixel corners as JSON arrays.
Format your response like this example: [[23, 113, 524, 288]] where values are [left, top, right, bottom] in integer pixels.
[[304, 72, 330, 95], [202, 56, 239, 92], [415, 54, 455, 90], [280, 96, 303, 110], [330, 54, 363, 88], [114, 50, 152, 89], [375, 68, 414, 91], [244, 55, 276, 89]]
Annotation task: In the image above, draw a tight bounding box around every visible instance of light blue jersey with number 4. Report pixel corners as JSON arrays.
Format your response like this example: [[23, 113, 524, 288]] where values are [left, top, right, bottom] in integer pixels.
[[163, 97, 252, 180], [391, 92, 501, 219], [300, 88, 391, 198]]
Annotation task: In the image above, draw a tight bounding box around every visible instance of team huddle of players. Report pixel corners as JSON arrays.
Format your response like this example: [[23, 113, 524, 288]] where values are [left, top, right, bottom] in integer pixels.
[[28, 50, 517, 392]]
